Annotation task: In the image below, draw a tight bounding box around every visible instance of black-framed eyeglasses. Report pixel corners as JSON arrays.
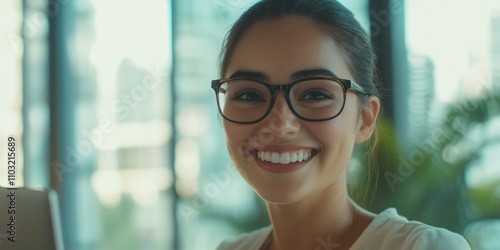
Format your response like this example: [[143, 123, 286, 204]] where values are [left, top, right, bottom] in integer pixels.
[[211, 76, 369, 124]]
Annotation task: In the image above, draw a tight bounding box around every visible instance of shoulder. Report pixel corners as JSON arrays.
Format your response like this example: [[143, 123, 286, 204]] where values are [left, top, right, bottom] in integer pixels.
[[216, 226, 272, 250], [352, 208, 471, 250]]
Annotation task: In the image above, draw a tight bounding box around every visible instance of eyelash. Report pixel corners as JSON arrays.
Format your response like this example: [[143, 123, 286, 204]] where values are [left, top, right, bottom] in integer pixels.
[[232, 90, 265, 102], [299, 89, 333, 101]]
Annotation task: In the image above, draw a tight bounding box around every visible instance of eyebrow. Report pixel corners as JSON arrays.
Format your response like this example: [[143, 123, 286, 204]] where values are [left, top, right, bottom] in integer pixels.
[[291, 68, 339, 80], [228, 68, 339, 82], [228, 71, 269, 81]]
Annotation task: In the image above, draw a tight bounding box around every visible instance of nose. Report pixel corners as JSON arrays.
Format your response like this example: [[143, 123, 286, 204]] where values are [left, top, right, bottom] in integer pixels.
[[261, 93, 300, 138]]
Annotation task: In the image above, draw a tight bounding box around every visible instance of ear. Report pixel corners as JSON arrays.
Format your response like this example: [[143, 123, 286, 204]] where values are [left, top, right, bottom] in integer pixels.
[[355, 96, 380, 143]]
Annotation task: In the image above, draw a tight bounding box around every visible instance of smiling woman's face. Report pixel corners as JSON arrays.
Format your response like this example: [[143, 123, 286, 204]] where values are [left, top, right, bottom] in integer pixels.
[[223, 15, 374, 204]]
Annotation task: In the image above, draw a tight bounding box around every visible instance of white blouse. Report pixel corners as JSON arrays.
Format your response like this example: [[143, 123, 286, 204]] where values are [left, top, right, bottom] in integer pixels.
[[217, 208, 471, 250]]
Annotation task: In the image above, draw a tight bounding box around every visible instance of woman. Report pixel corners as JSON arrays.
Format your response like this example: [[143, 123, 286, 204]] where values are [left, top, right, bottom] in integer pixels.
[[211, 0, 470, 249]]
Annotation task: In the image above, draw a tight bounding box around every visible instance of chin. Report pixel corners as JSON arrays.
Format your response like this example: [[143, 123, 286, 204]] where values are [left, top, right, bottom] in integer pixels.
[[234, 157, 327, 205], [250, 181, 312, 205]]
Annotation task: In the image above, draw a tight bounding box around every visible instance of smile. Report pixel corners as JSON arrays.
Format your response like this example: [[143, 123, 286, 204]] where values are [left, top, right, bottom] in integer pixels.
[[256, 150, 314, 164]]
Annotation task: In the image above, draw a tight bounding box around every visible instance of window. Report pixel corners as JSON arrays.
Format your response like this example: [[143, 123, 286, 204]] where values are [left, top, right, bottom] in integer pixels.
[[406, 0, 500, 247], [11, 0, 174, 249], [0, 0, 24, 187]]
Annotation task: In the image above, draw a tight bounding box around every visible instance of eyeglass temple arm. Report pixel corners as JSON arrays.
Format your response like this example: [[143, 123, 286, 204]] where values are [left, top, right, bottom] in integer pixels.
[[211, 80, 220, 91], [350, 81, 370, 96]]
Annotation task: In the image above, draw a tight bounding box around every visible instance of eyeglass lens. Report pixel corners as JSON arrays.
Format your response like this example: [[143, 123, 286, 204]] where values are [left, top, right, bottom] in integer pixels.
[[217, 79, 345, 122]]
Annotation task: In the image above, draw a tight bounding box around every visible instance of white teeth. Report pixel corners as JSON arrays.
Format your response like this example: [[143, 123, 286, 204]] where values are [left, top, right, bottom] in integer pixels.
[[280, 152, 291, 164], [257, 150, 313, 164], [271, 152, 280, 163], [298, 151, 304, 162], [265, 152, 271, 161]]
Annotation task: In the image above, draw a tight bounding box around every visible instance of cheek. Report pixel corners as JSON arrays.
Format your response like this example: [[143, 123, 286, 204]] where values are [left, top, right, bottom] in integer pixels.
[[312, 109, 358, 142], [309, 113, 359, 165], [223, 122, 239, 145], [223, 122, 265, 182], [313, 123, 351, 153], [223, 122, 255, 162], [223, 122, 243, 154]]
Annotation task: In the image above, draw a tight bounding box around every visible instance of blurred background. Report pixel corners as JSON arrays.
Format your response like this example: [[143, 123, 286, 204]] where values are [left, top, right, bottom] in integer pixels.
[[0, 0, 499, 249]]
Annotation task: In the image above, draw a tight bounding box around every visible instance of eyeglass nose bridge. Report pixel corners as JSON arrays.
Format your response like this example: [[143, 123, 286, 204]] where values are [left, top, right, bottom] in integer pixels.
[[268, 84, 291, 94], [268, 84, 297, 103], [266, 84, 297, 117]]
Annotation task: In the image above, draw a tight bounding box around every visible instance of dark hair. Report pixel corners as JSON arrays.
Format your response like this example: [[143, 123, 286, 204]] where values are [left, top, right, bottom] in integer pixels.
[[219, 0, 380, 205], [219, 0, 380, 101]]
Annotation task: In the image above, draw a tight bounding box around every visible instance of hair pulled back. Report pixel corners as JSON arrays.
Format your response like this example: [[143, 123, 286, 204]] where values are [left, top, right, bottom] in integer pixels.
[[219, 0, 380, 100]]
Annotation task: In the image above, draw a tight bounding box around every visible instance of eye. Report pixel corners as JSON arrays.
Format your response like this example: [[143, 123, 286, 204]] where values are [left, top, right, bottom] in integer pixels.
[[299, 89, 334, 101], [232, 90, 266, 102]]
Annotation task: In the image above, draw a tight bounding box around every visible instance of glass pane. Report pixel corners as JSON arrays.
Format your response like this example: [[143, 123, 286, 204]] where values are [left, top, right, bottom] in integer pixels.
[[406, 1, 500, 248], [0, 0, 24, 187], [22, 0, 52, 188], [58, 0, 173, 249]]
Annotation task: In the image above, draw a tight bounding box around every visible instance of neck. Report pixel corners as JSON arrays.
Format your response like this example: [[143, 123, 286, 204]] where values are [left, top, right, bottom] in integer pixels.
[[265, 179, 370, 250]]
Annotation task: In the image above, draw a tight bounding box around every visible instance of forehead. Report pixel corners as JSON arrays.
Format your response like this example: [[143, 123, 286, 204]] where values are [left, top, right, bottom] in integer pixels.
[[226, 15, 351, 82]]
